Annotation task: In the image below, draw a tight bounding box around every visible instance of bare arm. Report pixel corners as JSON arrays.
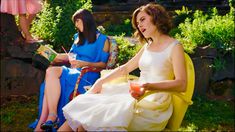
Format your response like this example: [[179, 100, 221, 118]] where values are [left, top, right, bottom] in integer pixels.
[[52, 53, 68, 63], [88, 45, 145, 93], [143, 44, 187, 92]]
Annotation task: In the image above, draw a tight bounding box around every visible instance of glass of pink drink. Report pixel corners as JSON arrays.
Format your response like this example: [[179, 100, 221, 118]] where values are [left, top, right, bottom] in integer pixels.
[[129, 81, 144, 99]]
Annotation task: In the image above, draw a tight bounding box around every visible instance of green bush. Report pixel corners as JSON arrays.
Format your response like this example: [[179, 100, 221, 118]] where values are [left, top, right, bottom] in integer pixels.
[[113, 34, 142, 65], [104, 19, 133, 36], [31, 0, 92, 51], [172, 7, 234, 54], [173, 6, 193, 27]]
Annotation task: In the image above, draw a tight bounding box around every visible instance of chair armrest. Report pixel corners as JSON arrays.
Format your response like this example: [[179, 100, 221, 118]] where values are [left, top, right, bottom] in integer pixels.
[[137, 90, 193, 105], [71, 66, 104, 99]]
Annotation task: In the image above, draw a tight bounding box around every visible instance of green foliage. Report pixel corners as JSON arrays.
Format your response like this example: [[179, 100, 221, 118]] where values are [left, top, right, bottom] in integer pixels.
[[210, 56, 226, 72], [173, 6, 193, 27], [172, 7, 235, 54], [1, 111, 15, 124], [31, 0, 92, 51], [104, 19, 133, 36], [97, 25, 106, 34], [229, 0, 235, 7], [113, 34, 142, 65]]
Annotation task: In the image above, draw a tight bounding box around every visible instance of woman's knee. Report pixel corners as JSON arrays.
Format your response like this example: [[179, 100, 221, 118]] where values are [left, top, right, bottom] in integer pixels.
[[46, 67, 63, 78]]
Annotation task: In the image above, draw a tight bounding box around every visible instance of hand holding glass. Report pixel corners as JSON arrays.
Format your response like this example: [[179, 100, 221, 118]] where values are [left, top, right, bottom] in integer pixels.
[[129, 80, 145, 99], [68, 53, 77, 68]]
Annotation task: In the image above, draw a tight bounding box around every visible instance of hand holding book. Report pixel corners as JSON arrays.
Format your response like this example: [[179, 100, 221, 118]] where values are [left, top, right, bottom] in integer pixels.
[[37, 45, 58, 63]]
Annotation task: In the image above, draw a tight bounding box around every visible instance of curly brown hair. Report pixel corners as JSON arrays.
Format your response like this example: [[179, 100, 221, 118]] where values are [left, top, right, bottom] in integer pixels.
[[132, 3, 173, 44]]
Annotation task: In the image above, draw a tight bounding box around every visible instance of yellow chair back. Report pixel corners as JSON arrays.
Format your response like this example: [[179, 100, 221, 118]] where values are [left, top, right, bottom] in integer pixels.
[[165, 53, 195, 130]]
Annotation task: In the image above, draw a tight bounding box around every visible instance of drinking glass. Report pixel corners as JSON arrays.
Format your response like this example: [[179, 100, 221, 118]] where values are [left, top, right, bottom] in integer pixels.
[[84, 85, 92, 92], [129, 80, 145, 99], [129, 80, 141, 93], [68, 53, 77, 68], [68, 53, 77, 60]]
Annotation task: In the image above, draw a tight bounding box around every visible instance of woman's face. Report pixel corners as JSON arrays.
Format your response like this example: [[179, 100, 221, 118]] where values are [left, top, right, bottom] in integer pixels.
[[136, 11, 157, 38], [75, 19, 84, 32]]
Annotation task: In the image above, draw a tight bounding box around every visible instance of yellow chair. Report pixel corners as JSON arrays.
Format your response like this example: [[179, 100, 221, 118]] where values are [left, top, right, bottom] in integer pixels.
[[166, 53, 195, 130]]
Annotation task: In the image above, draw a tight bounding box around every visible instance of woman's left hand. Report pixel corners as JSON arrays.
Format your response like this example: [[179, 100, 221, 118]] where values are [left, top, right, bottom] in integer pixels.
[[130, 87, 145, 99], [70, 60, 88, 68], [76, 60, 88, 68]]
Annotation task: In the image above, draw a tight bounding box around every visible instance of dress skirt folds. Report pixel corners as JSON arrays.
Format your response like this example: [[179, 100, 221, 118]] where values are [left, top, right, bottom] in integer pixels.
[[63, 83, 136, 131], [63, 82, 173, 131]]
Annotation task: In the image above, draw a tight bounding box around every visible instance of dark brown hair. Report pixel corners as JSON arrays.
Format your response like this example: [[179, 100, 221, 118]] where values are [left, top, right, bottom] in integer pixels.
[[72, 9, 97, 45], [132, 3, 173, 44]]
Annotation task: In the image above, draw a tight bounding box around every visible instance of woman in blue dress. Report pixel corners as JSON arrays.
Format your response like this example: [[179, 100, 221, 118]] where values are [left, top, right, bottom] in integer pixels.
[[29, 9, 110, 131]]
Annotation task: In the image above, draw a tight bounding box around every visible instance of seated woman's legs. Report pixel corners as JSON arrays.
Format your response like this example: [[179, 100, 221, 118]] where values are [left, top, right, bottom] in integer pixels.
[[34, 66, 63, 130], [44, 67, 63, 121], [34, 95, 49, 131]]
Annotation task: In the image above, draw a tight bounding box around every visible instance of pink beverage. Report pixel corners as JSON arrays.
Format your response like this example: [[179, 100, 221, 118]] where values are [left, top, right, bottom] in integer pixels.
[[129, 81, 145, 99], [130, 81, 141, 93]]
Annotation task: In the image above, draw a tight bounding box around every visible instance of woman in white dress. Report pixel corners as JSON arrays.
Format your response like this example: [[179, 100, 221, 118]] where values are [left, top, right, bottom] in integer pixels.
[[58, 3, 187, 131]]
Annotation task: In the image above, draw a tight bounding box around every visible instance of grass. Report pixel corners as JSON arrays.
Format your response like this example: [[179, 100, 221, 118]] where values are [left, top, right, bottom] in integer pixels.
[[0, 95, 234, 131], [180, 96, 234, 131], [1, 95, 38, 131]]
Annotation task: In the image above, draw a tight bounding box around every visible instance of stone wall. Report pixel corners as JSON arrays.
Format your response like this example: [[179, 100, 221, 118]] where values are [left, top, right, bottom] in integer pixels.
[[191, 46, 234, 99], [0, 13, 45, 97]]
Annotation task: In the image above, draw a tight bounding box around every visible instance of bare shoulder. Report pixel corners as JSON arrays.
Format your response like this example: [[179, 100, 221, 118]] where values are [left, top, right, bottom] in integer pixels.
[[172, 39, 184, 52], [171, 40, 185, 60], [103, 38, 110, 52]]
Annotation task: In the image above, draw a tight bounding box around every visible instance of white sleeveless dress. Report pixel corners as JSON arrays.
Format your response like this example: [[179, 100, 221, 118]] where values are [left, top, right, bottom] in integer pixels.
[[62, 41, 179, 131]]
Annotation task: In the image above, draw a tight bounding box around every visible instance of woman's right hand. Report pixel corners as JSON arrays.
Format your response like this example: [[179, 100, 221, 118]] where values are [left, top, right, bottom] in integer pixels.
[[86, 79, 103, 94]]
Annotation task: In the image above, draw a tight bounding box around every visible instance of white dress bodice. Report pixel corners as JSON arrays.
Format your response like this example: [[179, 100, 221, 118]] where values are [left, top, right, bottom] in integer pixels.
[[136, 41, 178, 103], [138, 41, 178, 83]]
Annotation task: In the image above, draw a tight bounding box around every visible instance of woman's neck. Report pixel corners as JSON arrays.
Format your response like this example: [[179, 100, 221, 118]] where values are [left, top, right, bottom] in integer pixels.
[[151, 33, 169, 46]]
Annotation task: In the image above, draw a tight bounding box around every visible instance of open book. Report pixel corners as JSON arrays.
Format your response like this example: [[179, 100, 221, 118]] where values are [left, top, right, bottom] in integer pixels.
[[36, 45, 58, 62]]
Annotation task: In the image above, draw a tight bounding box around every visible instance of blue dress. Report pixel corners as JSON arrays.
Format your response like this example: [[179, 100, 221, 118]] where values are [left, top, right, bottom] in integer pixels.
[[29, 32, 109, 129]]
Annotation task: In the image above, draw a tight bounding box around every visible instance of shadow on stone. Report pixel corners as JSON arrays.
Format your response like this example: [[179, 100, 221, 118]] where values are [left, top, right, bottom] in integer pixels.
[[0, 13, 46, 97]]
